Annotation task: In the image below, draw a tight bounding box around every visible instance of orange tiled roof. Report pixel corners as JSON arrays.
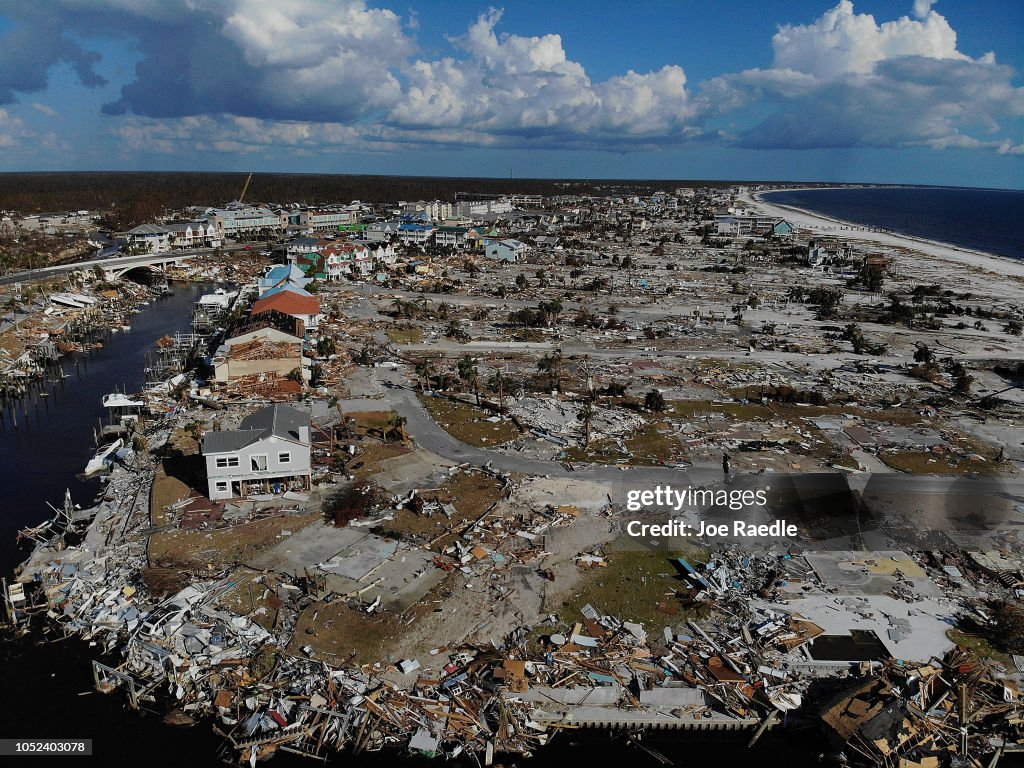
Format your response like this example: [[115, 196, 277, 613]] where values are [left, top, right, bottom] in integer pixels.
[[252, 290, 321, 317]]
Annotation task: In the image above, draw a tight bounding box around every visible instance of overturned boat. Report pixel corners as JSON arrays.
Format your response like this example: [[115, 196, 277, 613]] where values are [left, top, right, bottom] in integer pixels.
[[84, 438, 123, 477]]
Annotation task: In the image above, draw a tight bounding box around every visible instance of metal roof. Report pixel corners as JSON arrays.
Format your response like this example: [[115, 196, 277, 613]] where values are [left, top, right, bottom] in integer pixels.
[[240, 403, 310, 442], [203, 404, 310, 455], [203, 428, 264, 454]]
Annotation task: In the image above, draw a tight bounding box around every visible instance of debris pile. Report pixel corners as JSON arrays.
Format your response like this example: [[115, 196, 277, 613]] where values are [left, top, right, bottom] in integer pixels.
[[821, 648, 1022, 767], [510, 396, 645, 444]]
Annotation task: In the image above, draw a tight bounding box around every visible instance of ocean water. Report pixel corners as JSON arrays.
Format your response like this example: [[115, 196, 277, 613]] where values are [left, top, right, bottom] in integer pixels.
[[763, 186, 1024, 261]]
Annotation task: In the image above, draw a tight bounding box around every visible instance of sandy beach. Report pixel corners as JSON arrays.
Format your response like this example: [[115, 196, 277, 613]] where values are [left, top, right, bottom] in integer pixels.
[[741, 189, 1024, 281]]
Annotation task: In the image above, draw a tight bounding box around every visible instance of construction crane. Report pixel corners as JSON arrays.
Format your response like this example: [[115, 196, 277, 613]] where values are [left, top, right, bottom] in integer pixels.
[[238, 172, 253, 204]]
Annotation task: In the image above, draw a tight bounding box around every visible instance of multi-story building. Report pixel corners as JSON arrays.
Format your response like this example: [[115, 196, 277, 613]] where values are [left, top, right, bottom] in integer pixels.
[[434, 226, 471, 249], [165, 220, 221, 249], [203, 404, 311, 500], [204, 202, 285, 239], [251, 289, 322, 331], [714, 213, 793, 236], [400, 200, 454, 221], [397, 222, 435, 246], [299, 209, 357, 230], [484, 238, 528, 262], [454, 198, 514, 217], [125, 224, 172, 254]]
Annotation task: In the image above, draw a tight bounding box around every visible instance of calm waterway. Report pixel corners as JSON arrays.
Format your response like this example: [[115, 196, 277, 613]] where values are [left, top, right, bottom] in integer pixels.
[[0, 283, 829, 766]]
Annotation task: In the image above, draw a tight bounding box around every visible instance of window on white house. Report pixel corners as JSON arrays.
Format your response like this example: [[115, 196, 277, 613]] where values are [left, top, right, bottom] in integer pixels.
[[251, 455, 268, 472], [215, 481, 228, 492], [215, 456, 240, 468], [278, 452, 291, 464]]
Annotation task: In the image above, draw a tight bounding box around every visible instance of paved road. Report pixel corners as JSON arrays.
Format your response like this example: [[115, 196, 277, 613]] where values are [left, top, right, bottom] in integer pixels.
[[345, 367, 1024, 531], [371, 367, 753, 486]]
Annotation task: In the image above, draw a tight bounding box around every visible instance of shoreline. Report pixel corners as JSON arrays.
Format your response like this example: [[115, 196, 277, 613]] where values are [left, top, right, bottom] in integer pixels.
[[745, 188, 1024, 280]]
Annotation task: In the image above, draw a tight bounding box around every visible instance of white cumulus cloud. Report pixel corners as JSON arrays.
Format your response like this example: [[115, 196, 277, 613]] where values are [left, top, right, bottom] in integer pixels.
[[702, 1, 1024, 152], [0, 0, 1021, 161], [771, 0, 966, 79], [387, 9, 697, 148]]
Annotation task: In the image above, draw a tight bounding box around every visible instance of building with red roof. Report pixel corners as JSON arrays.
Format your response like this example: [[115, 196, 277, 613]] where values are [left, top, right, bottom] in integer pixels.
[[251, 289, 322, 331]]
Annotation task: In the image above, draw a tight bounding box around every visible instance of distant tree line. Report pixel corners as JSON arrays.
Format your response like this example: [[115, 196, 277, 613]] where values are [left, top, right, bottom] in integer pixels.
[[0, 172, 829, 230]]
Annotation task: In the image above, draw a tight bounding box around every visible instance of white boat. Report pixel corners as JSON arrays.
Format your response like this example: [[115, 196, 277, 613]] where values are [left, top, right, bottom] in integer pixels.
[[50, 293, 87, 308], [84, 438, 123, 476], [50, 292, 98, 308], [102, 393, 144, 408]]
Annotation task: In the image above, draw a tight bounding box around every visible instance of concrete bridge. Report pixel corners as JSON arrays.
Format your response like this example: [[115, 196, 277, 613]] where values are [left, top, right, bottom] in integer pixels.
[[99, 252, 193, 280], [0, 244, 245, 286]]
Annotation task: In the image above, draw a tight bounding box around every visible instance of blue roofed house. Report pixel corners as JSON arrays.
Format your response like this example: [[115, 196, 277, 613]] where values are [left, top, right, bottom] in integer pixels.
[[258, 283, 315, 302], [397, 222, 435, 246], [259, 264, 312, 296], [484, 238, 528, 263]]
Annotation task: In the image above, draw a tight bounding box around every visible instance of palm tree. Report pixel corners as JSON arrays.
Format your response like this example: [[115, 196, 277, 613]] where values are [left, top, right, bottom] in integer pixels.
[[579, 399, 595, 446], [415, 358, 435, 391], [457, 355, 480, 405], [445, 321, 469, 343], [489, 368, 506, 411], [644, 389, 666, 412], [392, 414, 407, 443], [384, 413, 407, 443], [539, 299, 563, 327], [538, 349, 563, 392]]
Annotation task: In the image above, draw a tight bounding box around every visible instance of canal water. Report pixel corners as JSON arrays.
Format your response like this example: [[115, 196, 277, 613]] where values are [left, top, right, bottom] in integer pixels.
[[0, 283, 206, 575], [0, 285, 830, 766]]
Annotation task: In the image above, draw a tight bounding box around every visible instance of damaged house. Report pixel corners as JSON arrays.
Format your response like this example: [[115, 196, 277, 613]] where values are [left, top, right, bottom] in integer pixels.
[[212, 310, 308, 384], [251, 289, 322, 331], [203, 403, 312, 500]]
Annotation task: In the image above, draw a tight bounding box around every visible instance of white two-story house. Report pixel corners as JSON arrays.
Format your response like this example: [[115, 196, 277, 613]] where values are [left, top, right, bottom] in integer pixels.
[[125, 224, 172, 254], [203, 404, 312, 500], [165, 220, 221, 250]]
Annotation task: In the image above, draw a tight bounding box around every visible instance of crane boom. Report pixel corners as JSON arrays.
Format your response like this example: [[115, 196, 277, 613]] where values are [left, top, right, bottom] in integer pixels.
[[239, 172, 253, 203]]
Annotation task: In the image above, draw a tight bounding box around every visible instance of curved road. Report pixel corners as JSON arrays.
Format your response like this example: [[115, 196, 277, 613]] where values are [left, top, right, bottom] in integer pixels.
[[361, 367, 720, 487], [351, 368, 1024, 532]]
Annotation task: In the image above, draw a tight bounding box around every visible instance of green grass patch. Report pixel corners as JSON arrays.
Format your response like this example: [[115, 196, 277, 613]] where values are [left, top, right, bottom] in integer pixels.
[[947, 629, 1013, 666], [387, 326, 423, 344], [564, 421, 681, 467], [879, 450, 1007, 476], [555, 540, 711, 629], [672, 400, 775, 420], [419, 394, 521, 447]]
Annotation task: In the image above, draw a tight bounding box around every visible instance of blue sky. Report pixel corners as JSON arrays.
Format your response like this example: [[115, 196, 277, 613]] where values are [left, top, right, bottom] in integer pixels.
[[0, 0, 1021, 188]]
